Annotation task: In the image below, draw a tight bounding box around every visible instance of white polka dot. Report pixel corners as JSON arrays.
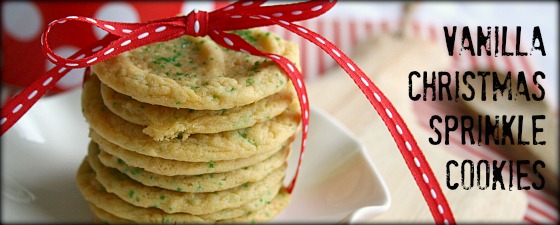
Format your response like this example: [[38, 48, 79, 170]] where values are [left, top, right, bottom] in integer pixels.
[[292, 10, 302, 15], [94, 2, 139, 39], [279, 20, 290, 25], [181, 1, 214, 15], [87, 57, 98, 64], [405, 141, 412, 151], [27, 90, 37, 100], [1, 118, 6, 125], [302, 95, 307, 104], [268, 55, 280, 60], [422, 174, 429, 183], [240, 49, 249, 54], [287, 64, 295, 72], [249, 16, 260, 20], [414, 157, 420, 167], [315, 37, 326, 45], [242, 1, 253, 6], [47, 53, 57, 62], [86, 18, 97, 23], [43, 77, 53, 86], [2, 1, 42, 41], [272, 13, 283, 17], [311, 5, 323, 11], [259, 15, 270, 19], [57, 19, 66, 24], [296, 79, 303, 88], [121, 40, 131, 46], [438, 205, 444, 214], [332, 49, 341, 57], [155, 26, 166, 33], [12, 104, 22, 113], [76, 54, 85, 59], [66, 16, 78, 19], [303, 139, 307, 148], [138, 32, 149, 39], [347, 63, 356, 72], [304, 124, 309, 133], [360, 77, 369, 86], [104, 48, 115, 55], [231, 15, 242, 19], [122, 29, 132, 33], [304, 110, 309, 119], [223, 5, 234, 11], [396, 124, 403, 134], [373, 92, 381, 102], [104, 24, 115, 30], [430, 189, 437, 199], [44, 46, 84, 89], [194, 21, 200, 33], [444, 219, 449, 224], [297, 27, 308, 34], [385, 108, 392, 118], [223, 37, 234, 46]]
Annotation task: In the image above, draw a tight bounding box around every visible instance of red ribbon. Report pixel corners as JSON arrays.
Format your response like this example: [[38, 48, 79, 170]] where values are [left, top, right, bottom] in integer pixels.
[[1, 0, 455, 223]]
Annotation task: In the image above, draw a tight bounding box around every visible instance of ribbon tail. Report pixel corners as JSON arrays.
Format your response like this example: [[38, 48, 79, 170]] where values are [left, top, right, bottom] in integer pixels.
[[269, 19, 457, 224]]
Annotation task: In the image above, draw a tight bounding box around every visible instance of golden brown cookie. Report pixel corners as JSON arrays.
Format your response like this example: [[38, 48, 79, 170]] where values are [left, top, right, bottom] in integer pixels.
[[92, 29, 299, 110], [82, 75, 301, 162], [100, 80, 295, 141], [77, 158, 286, 222], [94, 133, 291, 177]]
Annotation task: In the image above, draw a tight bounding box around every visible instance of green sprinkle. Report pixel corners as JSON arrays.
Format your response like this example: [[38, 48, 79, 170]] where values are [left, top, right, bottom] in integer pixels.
[[242, 183, 249, 188], [175, 101, 181, 105], [128, 190, 135, 198], [208, 163, 214, 168], [238, 129, 248, 138], [139, 105, 145, 109], [160, 195, 166, 200], [131, 168, 143, 175], [197, 185, 203, 191], [136, 197, 140, 202], [117, 158, 124, 164], [176, 133, 183, 139], [176, 187, 182, 191], [246, 77, 254, 85], [209, 174, 214, 178]]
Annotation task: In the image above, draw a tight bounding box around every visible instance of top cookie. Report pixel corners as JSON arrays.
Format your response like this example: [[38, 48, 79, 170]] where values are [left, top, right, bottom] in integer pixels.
[[92, 29, 299, 110]]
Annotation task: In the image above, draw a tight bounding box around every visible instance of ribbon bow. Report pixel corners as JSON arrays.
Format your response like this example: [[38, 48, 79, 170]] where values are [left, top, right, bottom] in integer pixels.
[[1, 0, 455, 223]]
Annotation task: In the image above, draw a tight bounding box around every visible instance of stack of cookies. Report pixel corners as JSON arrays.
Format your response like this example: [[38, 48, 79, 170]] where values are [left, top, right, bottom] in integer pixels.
[[76, 29, 301, 223]]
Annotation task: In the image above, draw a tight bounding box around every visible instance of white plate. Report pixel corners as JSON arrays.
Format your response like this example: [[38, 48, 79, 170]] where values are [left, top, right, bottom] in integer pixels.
[[1, 88, 390, 223]]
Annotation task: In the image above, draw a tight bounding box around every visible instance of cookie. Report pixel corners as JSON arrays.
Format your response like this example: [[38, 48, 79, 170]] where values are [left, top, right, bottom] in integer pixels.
[[95, 134, 291, 176], [87, 149, 285, 215], [77, 158, 283, 222], [100, 79, 295, 140], [218, 187, 291, 224], [89, 141, 288, 193], [88, 188, 291, 224], [91, 29, 299, 110], [83, 75, 301, 162]]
